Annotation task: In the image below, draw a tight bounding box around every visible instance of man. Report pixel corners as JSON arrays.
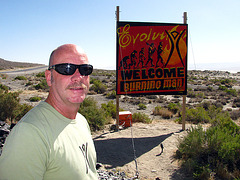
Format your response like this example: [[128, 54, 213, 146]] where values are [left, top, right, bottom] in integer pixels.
[[0, 44, 98, 179], [137, 48, 146, 68], [145, 43, 156, 67], [156, 41, 164, 68]]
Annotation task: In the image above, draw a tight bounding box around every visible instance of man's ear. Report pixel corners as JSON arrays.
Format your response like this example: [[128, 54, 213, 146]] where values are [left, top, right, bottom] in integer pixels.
[[45, 70, 52, 87]]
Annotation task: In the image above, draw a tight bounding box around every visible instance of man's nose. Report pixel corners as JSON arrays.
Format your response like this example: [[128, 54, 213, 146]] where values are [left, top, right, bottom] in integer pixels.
[[71, 69, 83, 81]]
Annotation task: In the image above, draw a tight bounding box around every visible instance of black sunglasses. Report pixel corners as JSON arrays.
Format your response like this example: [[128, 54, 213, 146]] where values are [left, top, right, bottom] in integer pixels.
[[48, 63, 93, 76]]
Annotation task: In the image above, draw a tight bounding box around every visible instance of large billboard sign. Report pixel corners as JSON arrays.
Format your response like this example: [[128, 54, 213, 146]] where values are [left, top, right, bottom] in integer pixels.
[[116, 21, 188, 95]]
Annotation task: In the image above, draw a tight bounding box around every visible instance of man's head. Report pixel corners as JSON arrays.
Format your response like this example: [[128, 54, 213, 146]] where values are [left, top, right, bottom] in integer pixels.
[[45, 44, 92, 108]]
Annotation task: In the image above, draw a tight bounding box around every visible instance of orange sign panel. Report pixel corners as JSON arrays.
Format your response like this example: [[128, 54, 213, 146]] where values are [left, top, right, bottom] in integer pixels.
[[116, 21, 188, 95]]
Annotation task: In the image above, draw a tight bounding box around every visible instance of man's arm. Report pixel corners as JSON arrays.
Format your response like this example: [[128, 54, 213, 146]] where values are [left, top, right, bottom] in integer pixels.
[[0, 122, 48, 180]]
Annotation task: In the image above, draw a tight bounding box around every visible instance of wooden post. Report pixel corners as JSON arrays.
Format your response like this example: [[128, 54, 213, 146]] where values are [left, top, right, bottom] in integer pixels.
[[182, 12, 187, 131], [116, 6, 120, 130], [182, 95, 186, 130], [183, 12, 187, 24]]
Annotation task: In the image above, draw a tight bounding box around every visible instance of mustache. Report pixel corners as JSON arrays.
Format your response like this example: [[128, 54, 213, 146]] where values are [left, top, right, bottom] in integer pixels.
[[66, 82, 88, 90]]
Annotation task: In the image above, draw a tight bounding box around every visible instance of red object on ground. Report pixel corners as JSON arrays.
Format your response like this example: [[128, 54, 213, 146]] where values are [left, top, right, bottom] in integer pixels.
[[119, 111, 132, 127]]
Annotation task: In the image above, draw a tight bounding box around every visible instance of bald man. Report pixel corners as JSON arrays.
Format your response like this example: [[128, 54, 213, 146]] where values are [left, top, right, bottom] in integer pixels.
[[0, 44, 98, 179]]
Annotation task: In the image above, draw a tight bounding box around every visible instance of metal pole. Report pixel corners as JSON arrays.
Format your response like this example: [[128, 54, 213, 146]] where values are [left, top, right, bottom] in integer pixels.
[[116, 6, 120, 130], [182, 12, 187, 130]]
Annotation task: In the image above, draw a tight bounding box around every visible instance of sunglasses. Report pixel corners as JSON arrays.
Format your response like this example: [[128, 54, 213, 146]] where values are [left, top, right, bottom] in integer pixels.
[[48, 63, 93, 76]]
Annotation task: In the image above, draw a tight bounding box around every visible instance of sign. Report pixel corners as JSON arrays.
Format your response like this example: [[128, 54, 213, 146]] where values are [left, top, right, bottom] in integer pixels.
[[116, 21, 188, 95]]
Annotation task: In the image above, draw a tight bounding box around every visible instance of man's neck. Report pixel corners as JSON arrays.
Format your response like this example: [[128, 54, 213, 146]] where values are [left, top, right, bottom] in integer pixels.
[[45, 96, 80, 119]]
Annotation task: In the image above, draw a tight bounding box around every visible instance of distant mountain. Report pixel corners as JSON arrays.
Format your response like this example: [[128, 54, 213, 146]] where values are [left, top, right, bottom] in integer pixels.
[[188, 62, 240, 73], [0, 58, 45, 70]]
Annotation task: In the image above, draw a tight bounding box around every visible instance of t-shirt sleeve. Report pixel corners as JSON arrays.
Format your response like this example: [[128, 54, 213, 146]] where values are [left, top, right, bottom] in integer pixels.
[[0, 122, 48, 180]]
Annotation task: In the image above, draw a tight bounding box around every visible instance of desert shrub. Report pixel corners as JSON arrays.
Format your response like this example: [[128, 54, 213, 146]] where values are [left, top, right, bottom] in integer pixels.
[[89, 78, 97, 84], [36, 71, 45, 78], [177, 125, 206, 160], [0, 84, 9, 91], [138, 103, 146, 110], [156, 97, 165, 103], [207, 105, 223, 120], [153, 106, 162, 115], [220, 78, 231, 85], [14, 104, 33, 121], [213, 101, 224, 109], [230, 110, 240, 120], [106, 90, 116, 99], [79, 97, 108, 131], [25, 81, 33, 86], [207, 116, 240, 178], [176, 117, 240, 179], [219, 99, 227, 105], [218, 85, 227, 91], [132, 112, 152, 124], [14, 76, 27, 80], [210, 78, 220, 84], [225, 88, 237, 97], [101, 79, 109, 83], [89, 79, 107, 94], [207, 86, 213, 91], [101, 100, 116, 119], [196, 92, 205, 98], [29, 96, 42, 102], [179, 105, 223, 124], [0, 74, 8, 79], [233, 97, 240, 108], [189, 75, 197, 80], [0, 91, 20, 122], [34, 79, 49, 90], [153, 106, 173, 119], [146, 95, 158, 99], [200, 101, 212, 110], [168, 103, 180, 114], [92, 69, 115, 77], [173, 95, 181, 98], [0, 90, 33, 123], [187, 90, 197, 98], [171, 98, 180, 103], [177, 107, 211, 124]]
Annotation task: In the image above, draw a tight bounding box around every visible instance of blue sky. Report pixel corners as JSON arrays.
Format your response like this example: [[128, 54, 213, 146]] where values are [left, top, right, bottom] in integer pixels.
[[0, 0, 239, 70]]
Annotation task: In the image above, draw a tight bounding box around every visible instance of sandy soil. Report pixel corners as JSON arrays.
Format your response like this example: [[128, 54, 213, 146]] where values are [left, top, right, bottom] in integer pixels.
[[93, 120, 198, 180]]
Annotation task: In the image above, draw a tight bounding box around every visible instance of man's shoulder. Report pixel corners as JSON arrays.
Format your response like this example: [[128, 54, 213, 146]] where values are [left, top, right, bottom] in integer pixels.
[[76, 112, 91, 132], [22, 101, 47, 117], [19, 101, 55, 126], [76, 112, 88, 124]]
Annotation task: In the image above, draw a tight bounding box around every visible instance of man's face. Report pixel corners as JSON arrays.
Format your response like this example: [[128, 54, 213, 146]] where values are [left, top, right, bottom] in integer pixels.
[[47, 46, 90, 105]]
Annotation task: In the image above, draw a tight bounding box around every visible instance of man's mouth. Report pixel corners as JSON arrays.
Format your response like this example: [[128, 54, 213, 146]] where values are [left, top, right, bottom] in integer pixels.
[[67, 83, 87, 91], [69, 87, 84, 90]]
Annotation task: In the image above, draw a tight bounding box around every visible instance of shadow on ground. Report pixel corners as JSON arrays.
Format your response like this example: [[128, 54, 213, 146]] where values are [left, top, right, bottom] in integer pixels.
[[94, 132, 174, 169], [169, 166, 194, 180]]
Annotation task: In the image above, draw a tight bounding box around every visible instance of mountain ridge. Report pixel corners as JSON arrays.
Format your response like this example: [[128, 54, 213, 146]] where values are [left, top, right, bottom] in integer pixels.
[[0, 58, 45, 70]]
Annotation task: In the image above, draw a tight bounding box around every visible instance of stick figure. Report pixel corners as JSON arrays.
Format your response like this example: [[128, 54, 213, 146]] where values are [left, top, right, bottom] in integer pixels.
[[137, 48, 146, 68], [145, 43, 156, 67], [156, 42, 164, 67]]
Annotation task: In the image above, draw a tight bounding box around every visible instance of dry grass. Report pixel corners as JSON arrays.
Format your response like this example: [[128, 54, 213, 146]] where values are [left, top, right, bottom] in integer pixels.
[[153, 106, 173, 119]]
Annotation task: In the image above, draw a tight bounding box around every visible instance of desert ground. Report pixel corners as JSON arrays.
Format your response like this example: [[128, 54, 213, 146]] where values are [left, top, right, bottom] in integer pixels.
[[0, 65, 240, 179]]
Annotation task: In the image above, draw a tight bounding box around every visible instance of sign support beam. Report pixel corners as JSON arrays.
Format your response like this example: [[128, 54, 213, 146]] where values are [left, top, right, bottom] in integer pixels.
[[116, 6, 120, 130], [182, 12, 187, 131]]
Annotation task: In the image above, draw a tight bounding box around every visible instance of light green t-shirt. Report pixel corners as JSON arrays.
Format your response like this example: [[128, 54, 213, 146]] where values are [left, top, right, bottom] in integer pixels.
[[0, 101, 98, 180]]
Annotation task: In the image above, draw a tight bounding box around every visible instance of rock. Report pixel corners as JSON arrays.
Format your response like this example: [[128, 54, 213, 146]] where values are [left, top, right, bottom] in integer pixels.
[[0, 121, 10, 155]]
